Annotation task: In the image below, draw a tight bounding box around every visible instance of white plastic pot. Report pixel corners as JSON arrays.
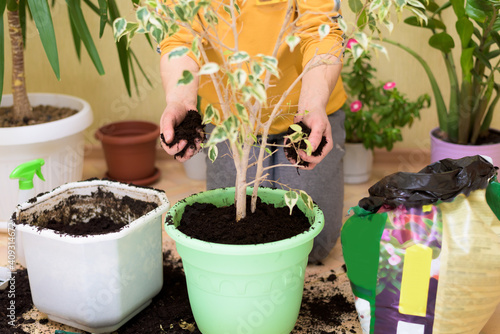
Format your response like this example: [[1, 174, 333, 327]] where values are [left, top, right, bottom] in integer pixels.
[[0, 93, 93, 231], [12, 179, 170, 333], [343, 143, 373, 184]]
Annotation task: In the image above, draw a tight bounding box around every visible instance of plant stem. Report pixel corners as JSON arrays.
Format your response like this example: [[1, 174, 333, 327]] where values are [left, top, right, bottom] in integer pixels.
[[7, 7, 32, 120]]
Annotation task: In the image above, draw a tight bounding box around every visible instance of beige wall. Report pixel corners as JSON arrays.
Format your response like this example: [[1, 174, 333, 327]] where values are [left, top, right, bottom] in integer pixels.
[[3, 4, 499, 149]]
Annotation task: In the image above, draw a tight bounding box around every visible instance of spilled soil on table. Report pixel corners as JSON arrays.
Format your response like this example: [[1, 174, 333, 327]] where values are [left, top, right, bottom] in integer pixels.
[[1, 252, 359, 334]]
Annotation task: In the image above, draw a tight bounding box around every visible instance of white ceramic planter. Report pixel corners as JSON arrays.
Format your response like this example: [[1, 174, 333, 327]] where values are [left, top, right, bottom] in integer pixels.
[[430, 128, 500, 167], [12, 179, 170, 333], [343, 143, 373, 184], [0, 93, 93, 231]]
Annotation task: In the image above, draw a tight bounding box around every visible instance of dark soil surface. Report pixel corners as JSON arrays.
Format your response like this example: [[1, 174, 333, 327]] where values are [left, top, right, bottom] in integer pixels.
[[14, 187, 158, 237], [1, 252, 359, 334], [284, 121, 327, 168], [161, 110, 206, 159], [0, 105, 78, 127], [171, 196, 312, 244]]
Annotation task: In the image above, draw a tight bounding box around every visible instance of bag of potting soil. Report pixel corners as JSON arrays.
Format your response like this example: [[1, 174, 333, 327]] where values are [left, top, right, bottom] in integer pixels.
[[341, 155, 500, 334]]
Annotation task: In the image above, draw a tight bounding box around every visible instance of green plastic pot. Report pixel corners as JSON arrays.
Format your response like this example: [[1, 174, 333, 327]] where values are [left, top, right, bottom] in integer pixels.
[[165, 187, 324, 334]]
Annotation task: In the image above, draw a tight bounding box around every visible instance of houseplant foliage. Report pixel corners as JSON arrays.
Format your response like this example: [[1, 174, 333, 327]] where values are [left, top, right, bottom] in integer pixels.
[[1, 0, 148, 123], [342, 40, 431, 151], [114, 0, 426, 222], [383, 0, 500, 145]]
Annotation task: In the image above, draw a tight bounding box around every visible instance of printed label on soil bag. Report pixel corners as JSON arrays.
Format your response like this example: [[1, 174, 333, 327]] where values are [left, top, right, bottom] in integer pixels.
[[373, 205, 442, 333], [433, 190, 500, 333]]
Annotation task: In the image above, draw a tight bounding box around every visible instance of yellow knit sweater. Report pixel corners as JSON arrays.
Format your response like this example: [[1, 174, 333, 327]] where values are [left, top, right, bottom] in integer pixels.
[[160, 0, 347, 134]]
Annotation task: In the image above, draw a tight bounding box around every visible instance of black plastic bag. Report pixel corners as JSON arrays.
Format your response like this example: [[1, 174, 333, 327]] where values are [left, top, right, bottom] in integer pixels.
[[359, 155, 497, 213]]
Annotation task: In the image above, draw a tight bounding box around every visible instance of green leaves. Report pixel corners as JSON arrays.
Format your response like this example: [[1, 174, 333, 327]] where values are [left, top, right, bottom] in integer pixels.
[[66, 0, 104, 75], [318, 24, 331, 40], [429, 32, 455, 53], [27, 0, 59, 79], [285, 35, 300, 52], [177, 70, 194, 85], [285, 190, 314, 215]]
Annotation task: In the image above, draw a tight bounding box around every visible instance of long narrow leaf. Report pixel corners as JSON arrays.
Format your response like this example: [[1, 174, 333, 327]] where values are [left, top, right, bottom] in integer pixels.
[[108, 0, 131, 95], [19, 0, 27, 46], [130, 50, 153, 88], [98, 0, 107, 37], [0, 0, 6, 103], [66, 0, 104, 75], [27, 0, 60, 79], [68, 4, 82, 60]]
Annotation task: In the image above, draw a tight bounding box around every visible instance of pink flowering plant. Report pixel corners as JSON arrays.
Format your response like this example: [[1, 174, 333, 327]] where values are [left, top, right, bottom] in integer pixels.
[[342, 43, 431, 151]]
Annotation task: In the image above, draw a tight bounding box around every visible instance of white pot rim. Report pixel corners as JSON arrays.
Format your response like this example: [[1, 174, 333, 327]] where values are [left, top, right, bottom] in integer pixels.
[[0, 93, 93, 145], [14, 179, 170, 243]]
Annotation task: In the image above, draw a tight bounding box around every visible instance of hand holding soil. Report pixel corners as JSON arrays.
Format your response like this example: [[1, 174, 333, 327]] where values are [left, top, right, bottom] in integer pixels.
[[160, 109, 206, 161], [284, 121, 329, 169]]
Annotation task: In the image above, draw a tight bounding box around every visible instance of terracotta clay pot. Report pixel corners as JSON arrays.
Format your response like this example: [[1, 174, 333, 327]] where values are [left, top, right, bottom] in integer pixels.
[[95, 121, 160, 185]]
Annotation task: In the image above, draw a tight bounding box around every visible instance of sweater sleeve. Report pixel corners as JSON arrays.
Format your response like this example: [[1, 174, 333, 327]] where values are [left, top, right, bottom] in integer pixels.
[[158, 2, 202, 66], [295, 0, 344, 69]]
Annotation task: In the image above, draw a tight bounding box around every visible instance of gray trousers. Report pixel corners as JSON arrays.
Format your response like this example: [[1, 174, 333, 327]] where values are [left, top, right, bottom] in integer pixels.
[[204, 110, 345, 262]]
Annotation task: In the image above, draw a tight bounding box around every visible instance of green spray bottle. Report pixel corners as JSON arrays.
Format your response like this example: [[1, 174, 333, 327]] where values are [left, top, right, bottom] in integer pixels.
[[9, 159, 45, 268], [9, 159, 46, 205]]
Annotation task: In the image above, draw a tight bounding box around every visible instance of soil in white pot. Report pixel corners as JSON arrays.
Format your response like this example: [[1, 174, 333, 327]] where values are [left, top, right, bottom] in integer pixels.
[[0, 105, 78, 127], [14, 184, 158, 236]]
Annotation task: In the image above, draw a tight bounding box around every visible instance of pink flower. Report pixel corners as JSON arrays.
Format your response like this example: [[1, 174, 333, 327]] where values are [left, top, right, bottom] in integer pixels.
[[350, 100, 362, 112], [346, 39, 358, 49], [381, 229, 391, 241], [384, 243, 396, 256], [383, 82, 396, 90], [388, 254, 401, 266]]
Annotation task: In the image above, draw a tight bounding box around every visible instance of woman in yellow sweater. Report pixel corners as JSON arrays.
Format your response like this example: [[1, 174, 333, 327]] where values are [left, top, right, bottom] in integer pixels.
[[159, 0, 346, 262]]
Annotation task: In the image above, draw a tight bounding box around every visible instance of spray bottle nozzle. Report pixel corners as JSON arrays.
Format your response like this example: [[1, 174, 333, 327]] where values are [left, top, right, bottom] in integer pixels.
[[9, 159, 45, 190]]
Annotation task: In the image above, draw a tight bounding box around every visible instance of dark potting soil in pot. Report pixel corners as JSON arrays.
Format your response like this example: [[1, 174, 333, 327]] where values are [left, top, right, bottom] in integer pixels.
[[15, 187, 158, 236], [160, 109, 206, 160], [0, 105, 78, 127], [173, 196, 312, 244], [1, 252, 359, 334], [284, 121, 328, 168]]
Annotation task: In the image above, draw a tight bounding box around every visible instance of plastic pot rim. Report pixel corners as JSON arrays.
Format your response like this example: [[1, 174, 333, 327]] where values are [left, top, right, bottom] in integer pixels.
[[14, 179, 170, 244], [0, 93, 93, 145]]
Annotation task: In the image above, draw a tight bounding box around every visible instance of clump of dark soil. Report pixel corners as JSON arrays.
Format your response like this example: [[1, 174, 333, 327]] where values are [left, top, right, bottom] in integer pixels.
[[284, 121, 327, 167], [160, 110, 205, 159], [14, 187, 158, 236], [172, 196, 312, 244], [0, 105, 78, 127], [0, 270, 33, 334]]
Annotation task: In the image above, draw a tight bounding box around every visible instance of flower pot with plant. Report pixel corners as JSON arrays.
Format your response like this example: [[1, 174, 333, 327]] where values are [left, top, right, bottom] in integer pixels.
[[382, 0, 500, 164], [11, 179, 170, 333], [0, 1, 148, 229], [114, 0, 426, 332], [342, 40, 430, 183]]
